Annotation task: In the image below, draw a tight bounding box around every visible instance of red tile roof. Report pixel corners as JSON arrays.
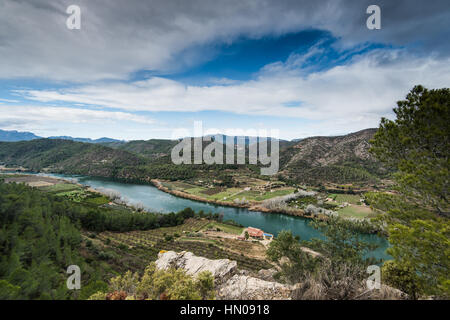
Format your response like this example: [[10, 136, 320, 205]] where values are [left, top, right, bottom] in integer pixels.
[[247, 227, 264, 237]]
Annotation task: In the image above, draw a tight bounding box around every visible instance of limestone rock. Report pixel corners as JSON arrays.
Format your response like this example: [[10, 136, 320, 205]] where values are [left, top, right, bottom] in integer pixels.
[[156, 251, 237, 284], [217, 274, 293, 300], [257, 268, 278, 281], [155, 251, 293, 299]]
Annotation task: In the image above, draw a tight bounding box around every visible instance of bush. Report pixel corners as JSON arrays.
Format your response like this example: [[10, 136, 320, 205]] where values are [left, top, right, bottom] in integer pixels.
[[115, 243, 127, 250], [98, 251, 117, 261], [382, 260, 421, 299], [89, 263, 215, 300]]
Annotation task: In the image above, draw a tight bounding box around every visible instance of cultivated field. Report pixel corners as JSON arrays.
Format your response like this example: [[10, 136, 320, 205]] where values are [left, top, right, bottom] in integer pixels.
[[161, 178, 296, 204], [90, 218, 272, 273]]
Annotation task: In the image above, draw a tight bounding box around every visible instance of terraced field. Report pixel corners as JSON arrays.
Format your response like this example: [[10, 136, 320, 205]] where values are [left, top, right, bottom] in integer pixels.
[[92, 218, 272, 273]]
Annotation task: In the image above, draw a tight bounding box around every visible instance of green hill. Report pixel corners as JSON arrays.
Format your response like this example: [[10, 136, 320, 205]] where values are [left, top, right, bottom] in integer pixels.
[[0, 129, 388, 186], [0, 139, 146, 177]]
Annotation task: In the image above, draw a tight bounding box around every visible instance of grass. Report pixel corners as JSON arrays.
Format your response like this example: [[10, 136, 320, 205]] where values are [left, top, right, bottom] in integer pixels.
[[253, 188, 296, 201], [334, 194, 362, 205], [84, 195, 110, 205], [40, 183, 81, 193], [202, 221, 244, 235], [161, 179, 296, 203], [337, 205, 372, 219]]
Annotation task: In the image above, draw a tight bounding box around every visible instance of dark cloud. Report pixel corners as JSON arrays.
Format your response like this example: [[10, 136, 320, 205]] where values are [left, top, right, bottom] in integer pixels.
[[0, 0, 448, 81]]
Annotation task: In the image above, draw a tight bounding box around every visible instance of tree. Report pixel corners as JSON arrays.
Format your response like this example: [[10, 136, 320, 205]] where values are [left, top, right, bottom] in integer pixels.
[[267, 215, 381, 299], [266, 231, 318, 284], [369, 85, 450, 298], [382, 260, 421, 300], [308, 216, 379, 267], [370, 85, 449, 215]]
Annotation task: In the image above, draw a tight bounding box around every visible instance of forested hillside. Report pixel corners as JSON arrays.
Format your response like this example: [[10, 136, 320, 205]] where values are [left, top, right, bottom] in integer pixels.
[[105, 139, 179, 160], [279, 129, 388, 185], [0, 130, 388, 186], [0, 180, 198, 299], [0, 139, 146, 176]]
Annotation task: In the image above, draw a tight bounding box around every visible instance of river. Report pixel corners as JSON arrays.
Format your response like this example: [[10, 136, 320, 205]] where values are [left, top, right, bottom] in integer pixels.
[[38, 173, 391, 261]]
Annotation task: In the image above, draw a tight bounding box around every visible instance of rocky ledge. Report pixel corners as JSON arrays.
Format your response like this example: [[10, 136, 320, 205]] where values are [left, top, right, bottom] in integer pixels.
[[156, 251, 293, 300]]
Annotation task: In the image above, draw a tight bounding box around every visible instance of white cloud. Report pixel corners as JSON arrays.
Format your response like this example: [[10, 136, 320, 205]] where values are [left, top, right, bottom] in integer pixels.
[[18, 49, 450, 125], [1, 105, 155, 126]]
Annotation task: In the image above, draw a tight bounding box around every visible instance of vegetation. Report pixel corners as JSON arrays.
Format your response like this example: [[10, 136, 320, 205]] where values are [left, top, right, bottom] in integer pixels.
[[0, 181, 90, 299], [369, 85, 450, 298], [0, 127, 389, 187], [267, 216, 379, 299], [0, 181, 217, 299], [279, 128, 388, 186], [95, 219, 271, 273], [1, 85, 448, 300], [88, 263, 215, 300]]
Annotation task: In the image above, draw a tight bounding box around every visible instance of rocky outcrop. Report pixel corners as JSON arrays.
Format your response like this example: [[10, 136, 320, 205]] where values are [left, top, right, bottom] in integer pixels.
[[155, 251, 407, 300], [156, 251, 293, 300], [217, 274, 293, 300], [156, 251, 237, 285]]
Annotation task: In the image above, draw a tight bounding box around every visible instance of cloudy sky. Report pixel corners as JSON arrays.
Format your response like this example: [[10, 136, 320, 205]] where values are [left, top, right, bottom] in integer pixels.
[[1, 0, 449, 140]]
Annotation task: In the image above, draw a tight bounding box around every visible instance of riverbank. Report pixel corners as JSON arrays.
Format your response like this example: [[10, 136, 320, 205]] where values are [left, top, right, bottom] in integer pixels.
[[150, 179, 327, 220], [150, 179, 385, 235], [2, 170, 384, 237]]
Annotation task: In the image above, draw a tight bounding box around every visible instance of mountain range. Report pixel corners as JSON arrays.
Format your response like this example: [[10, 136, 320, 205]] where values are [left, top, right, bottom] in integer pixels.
[[0, 129, 123, 144], [0, 128, 386, 186]]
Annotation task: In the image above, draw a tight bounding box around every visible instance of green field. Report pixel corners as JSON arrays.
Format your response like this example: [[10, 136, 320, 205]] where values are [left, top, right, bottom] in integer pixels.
[[40, 183, 81, 193], [163, 180, 296, 203], [42, 185, 110, 206], [202, 221, 244, 235], [337, 205, 372, 219]]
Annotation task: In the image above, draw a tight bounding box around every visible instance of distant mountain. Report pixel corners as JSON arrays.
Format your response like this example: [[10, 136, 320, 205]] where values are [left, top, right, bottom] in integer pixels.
[[0, 129, 123, 144], [0, 128, 388, 186], [47, 136, 124, 144], [0, 129, 40, 142]]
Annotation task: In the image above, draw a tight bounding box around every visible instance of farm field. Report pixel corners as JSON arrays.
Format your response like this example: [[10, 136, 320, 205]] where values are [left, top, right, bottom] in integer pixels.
[[2, 174, 112, 206], [40, 182, 81, 193], [337, 205, 374, 219], [162, 179, 296, 203], [331, 194, 362, 205], [202, 221, 244, 235], [90, 218, 272, 273]]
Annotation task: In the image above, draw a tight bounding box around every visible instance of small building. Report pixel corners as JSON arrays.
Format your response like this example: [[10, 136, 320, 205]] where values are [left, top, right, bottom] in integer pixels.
[[247, 227, 264, 239]]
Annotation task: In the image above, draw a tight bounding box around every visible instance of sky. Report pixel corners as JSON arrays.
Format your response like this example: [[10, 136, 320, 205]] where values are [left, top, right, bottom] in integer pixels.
[[0, 0, 449, 141]]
